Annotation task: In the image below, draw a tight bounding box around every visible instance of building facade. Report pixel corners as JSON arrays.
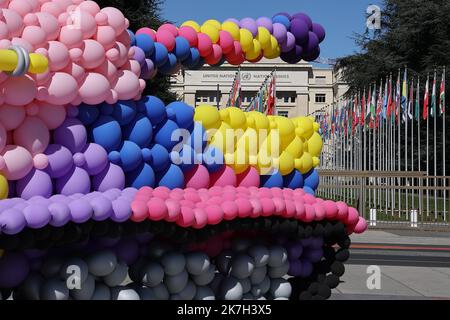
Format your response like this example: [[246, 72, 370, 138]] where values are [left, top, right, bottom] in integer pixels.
[[170, 58, 346, 118]]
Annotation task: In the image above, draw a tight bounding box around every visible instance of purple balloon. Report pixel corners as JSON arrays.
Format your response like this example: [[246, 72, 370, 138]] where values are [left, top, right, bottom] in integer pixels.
[[56, 166, 91, 196], [288, 259, 303, 277], [0, 198, 22, 212], [45, 144, 74, 178], [287, 241, 304, 259], [111, 197, 132, 222], [281, 32, 296, 53], [133, 46, 146, 66], [16, 169, 53, 200], [280, 45, 303, 64], [292, 12, 313, 29], [50, 194, 71, 204], [303, 46, 320, 62], [273, 12, 292, 20], [0, 252, 30, 288], [115, 238, 140, 265], [122, 187, 138, 199], [240, 17, 258, 37], [103, 188, 122, 201], [225, 18, 240, 25], [304, 247, 323, 263], [290, 18, 309, 45], [304, 31, 319, 53], [48, 202, 71, 227], [272, 23, 288, 44], [82, 143, 109, 176], [312, 23, 326, 43], [90, 195, 113, 221], [53, 118, 87, 153], [8, 180, 15, 198], [141, 59, 155, 80], [23, 204, 51, 229], [69, 198, 93, 223], [256, 17, 273, 33], [92, 163, 125, 192], [0, 208, 26, 234], [310, 236, 324, 248], [299, 259, 313, 278]]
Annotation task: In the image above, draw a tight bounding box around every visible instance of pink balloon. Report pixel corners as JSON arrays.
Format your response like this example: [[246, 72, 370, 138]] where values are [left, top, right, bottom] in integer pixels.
[[205, 204, 223, 225], [177, 206, 195, 227], [13, 116, 50, 155], [249, 198, 262, 218], [184, 165, 210, 190], [2, 75, 37, 106], [47, 41, 70, 71], [44, 72, 78, 105], [0, 105, 26, 131], [78, 1, 101, 16], [354, 217, 368, 234], [80, 39, 106, 69], [95, 25, 116, 50], [130, 199, 148, 222], [158, 23, 178, 37], [21, 25, 46, 49], [112, 70, 140, 101], [37, 102, 67, 130], [2, 8, 24, 37], [273, 197, 286, 215], [8, 0, 32, 17], [324, 200, 338, 219], [101, 7, 127, 36], [197, 33, 213, 57], [40, 2, 64, 18], [210, 165, 237, 187], [235, 197, 252, 217], [79, 72, 110, 105], [35, 12, 60, 40], [0, 145, 33, 180], [156, 29, 176, 52], [260, 198, 275, 217], [313, 203, 326, 220], [136, 27, 156, 41], [222, 200, 238, 220], [0, 123, 6, 151], [346, 207, 360, 225], [93, 58, 118, 83], [304, 204, 315, 222], [283, 199, 296, 218], [147, 197, 167, 221], [219, 30, 234, 54], [336, 201, 349, 220], [193, 207, 207, 229], [61, 62, 86, 83], [178, 26, 198, 47], [205, 44, 223, 65], [59, 25, 83, 48], [165, 198, 181, 222], [77, 10, 97, 39]]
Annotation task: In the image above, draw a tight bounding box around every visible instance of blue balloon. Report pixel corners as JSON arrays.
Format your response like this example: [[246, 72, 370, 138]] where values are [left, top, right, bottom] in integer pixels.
[[138, 96, 167, 125], [283, 170, 304, 189], [156, 164, 185, 189], [77, 103, 100, 126], [112, 101, 137, 126], [303, 169, 320, 191], [127, 29, 136, 46], [150, 42, 169, 67], [150, 144, 170, 172], [272, 15, 291, 30], [203, 146, 224, 173], [166, 101, 194, 129], [303, 186, 315, 196], [190, 57, 205, 70], [135, 34, 155, 57], [158, 53, 178, 75], [126, 163, 156, 189], [154, 119, 180, 151], [174, 36, 191, 61], [90, 115, 122, 152], [174, 145, 198, 172], [123, 113, 153, 148], [182, 48, 200, 68], [261, 171, 284, 188], [187, 122, 207, 152], [109, 141, 143, 172]]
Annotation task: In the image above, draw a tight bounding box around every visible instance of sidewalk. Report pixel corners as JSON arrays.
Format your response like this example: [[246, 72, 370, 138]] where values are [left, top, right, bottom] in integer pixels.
[[350, 229, 450, 246]]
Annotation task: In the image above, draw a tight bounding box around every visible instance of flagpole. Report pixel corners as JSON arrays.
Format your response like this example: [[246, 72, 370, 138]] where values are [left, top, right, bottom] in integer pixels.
[[405, 67, 409, 218], [410, 77, 414, 210], [443, 66, 447, 221], [426, 73, 430, 217], [433, 69, 438, 221], [417, 76, 421, 215]]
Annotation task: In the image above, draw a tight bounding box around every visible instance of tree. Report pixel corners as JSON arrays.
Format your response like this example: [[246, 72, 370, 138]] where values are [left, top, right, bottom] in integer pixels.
[[94, 0, 177, 104]]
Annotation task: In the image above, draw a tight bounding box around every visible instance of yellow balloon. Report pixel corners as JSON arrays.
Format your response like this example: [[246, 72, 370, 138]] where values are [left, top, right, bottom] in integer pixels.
[[308, 132, 323, 158], [263, 36, 280, 59], [235, 127, 259, 156], [295, 152, 314, 174], [204, 19, 222, 30], [277, 151, 295, 176], [246, 111, 270, 131], [181, 20, 201, 32], [256, 27, 271, 49], [239, 28, 254, 52], [222, 21, 240, 41], [268, 116, 296, 151], [194, 105, 221, 130], [0, 174, 8, 200], [210, 122, 235, 154], [220, 107, 247, 130], [312, 156, 320, 168], [293, 116, 314, 140], [245, 39, 262, 60], [201, 23, 220, 43], [230, 150, 250, 174], [285, 136, 304, 159]]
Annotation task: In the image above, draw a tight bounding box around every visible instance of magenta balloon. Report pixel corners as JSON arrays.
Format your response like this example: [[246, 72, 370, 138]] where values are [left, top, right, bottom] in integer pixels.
[[92, 163, 125, 192], [272, 23, 287, 44], [281, 32, 296, 52], [240, 17, 258, 37], [23, 204, 51, 229], [16, 169, 53, 200], [44, 144, 74, 178], [48, 202, 71, 227], [53, 118, 88, 153], [290, 18, 309, 45], [56, 166, 91, 196], [312, 23, 326, 43], [0, 208, 26, 235], [69, 198, 93, 223], [256, 17, 273, 33], [292, 12, 313, 30], [81, 143, 109, 175], [90, 195, 113, 221]]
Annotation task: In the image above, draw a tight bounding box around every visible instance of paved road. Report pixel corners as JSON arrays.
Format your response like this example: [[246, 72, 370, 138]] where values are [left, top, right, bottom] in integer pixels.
[[331, 230, 450, 300]]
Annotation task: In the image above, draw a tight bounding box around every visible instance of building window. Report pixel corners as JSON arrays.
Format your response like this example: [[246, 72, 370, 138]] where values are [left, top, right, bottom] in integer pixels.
[[315, 94, 326, 103], [278, 111, 289, 117], [277, 92, 296, 104]]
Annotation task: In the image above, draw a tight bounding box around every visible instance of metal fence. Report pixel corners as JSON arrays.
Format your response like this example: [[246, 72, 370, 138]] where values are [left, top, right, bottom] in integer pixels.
[[317, 170, 450, 229]]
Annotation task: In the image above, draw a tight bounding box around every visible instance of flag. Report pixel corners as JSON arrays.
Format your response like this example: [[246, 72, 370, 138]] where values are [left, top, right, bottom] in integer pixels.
[[407, 79, 413, 120], [369, 85, 376, 128], [401, 69, 408, 121], [431, 73, 436, 118], [267, 73, 276, 115], [439, 70, 445, 115], [415, 77, 420, 121], [387, 76, 393, 119], [395, 72, 401, 123], [382, 78, 388, 119], [376, 82, 383, 128], [423, 76, 429, 120], [361, 90, 366, 126]]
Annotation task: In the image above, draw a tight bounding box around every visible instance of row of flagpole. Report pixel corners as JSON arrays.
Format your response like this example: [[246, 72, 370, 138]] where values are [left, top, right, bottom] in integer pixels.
[[245, 69, 277, 115], [315, 66, 448, 223]]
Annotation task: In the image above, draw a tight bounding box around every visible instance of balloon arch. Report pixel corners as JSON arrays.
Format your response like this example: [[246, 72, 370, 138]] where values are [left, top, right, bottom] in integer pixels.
[[0, 0, 366, 301]]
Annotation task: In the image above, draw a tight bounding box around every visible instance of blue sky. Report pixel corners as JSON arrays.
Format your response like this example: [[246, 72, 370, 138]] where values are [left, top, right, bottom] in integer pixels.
[[162, 0, 383, 60]]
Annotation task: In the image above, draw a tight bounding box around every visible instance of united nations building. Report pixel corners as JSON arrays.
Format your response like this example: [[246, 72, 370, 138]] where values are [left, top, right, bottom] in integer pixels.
[[170, 58, 348, 118]]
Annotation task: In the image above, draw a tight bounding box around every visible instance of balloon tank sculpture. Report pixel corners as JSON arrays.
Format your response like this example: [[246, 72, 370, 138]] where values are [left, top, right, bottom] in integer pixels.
[[0, 0, 367, 301]]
